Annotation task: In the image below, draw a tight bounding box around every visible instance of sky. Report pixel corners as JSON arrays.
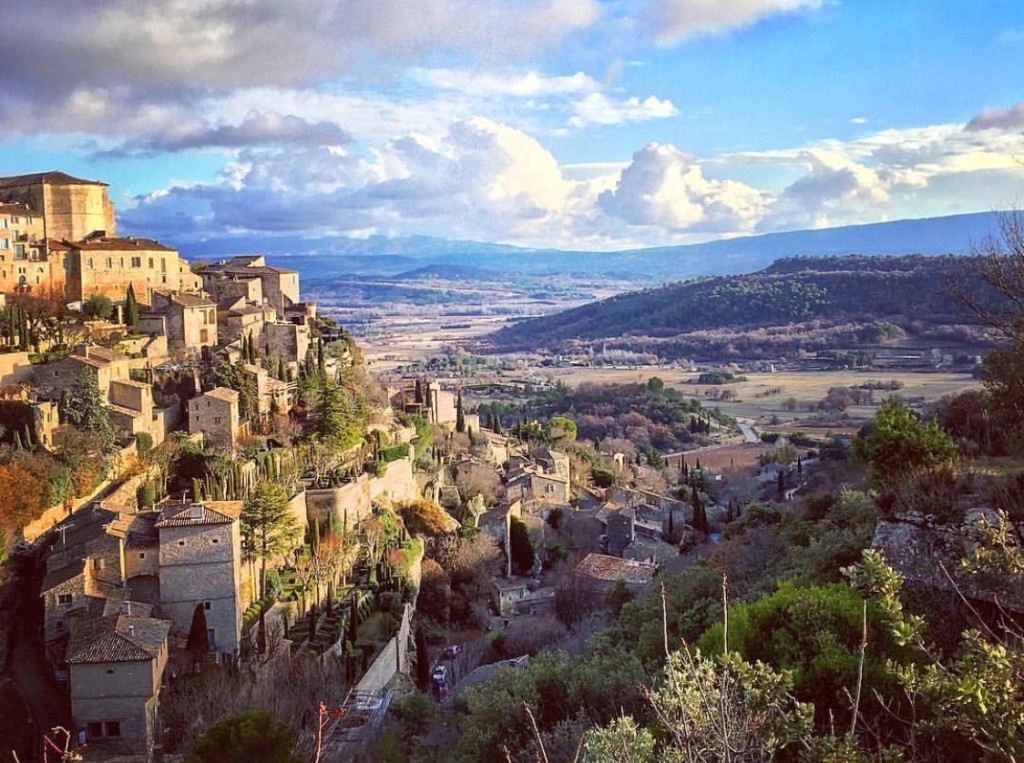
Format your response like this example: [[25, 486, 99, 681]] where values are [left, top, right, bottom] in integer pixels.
[[1, 0, 1023, 253]]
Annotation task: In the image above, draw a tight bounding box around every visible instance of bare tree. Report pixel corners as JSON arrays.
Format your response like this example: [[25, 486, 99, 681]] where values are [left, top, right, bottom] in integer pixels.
[[952, 208, 1024, 339]]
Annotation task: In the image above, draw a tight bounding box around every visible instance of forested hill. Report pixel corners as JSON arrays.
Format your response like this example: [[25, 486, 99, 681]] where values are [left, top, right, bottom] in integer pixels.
[[485, 255, 987, 350]]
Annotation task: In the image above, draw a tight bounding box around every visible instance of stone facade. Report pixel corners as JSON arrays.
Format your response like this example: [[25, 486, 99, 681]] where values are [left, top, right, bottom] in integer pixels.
[[39, 345, 133, 401], [154, 500, 244, 661], [0, 171, 115, 242], [57, 236, 183, 304], [196, 255, 299, 317], [189, 387, 241, 449], [0, 202, 61, 295], [142, 290, 218, 355], [262, 319, 310, 368]]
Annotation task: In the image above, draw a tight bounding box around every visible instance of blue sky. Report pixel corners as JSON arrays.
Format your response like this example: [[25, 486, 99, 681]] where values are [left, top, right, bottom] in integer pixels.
[[1, 0, 1022, 251]]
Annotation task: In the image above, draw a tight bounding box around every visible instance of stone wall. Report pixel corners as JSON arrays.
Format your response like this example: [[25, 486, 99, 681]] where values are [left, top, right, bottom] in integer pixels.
[[305, 476, 373, 532], [0, 351, 37, 385], [369, 457, 418, 504], [354, 602, 413, 696]]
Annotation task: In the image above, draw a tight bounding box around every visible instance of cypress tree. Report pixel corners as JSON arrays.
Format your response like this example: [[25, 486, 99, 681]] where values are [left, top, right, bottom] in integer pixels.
[[455, 389, 465, 433], [311, 517, 321, 555], [124, 282, 140, 328]]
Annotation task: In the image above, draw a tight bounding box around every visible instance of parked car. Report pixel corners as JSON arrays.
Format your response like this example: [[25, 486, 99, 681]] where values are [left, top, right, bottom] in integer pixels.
[[444, 644, 462, 659]]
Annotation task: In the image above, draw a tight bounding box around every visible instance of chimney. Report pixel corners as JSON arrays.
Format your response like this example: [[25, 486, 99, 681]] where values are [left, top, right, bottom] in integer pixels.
[[128, 624, 135, 637]]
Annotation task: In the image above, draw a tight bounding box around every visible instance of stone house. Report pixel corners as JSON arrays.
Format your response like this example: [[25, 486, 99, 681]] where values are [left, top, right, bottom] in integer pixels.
[[507, 466, 571, 503], [40, 344, 133, 401], [0, 201, 58, 295], [240, 363, 291, 418], [154, 500, 245, 663], [262, 319, 311, 369], [531, 447, 570, 480], [189, 387, 242, 449], [195, 255, 300, 317], [109, 378, 164, 446], [217, 295, 276, 344], [66, 608, 171, 755], [605, 507, 636, 557], [140, 290, 218, 355], [32, 399, 59, 447]]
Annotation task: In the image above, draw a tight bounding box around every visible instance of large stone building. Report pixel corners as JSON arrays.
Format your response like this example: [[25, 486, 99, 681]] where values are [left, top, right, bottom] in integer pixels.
[[0, 202, 57, 295], [0, 171, 115, 242], [54, 235, 186, 304]]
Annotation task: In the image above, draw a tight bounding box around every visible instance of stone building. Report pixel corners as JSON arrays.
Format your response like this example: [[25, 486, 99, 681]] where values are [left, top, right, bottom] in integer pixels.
[[66, 606, 171, 756], [55, 235, 185, 304], [189, 387, 242, 449], [40, 345, 133, 401], [140, 290, 218, 355], [153, 500, 245, 663], [195, 255, 299, 317], [262, 319, 311, 370], [0, 202, 59, 295], [216, 295, 276, 343], [0, 171, 115, 242]]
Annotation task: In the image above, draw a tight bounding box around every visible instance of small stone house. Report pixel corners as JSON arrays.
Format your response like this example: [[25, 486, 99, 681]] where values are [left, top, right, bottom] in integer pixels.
[[189, 387, 242, 449], [66, 609, 171, 755], [140, 290, 218, 355]]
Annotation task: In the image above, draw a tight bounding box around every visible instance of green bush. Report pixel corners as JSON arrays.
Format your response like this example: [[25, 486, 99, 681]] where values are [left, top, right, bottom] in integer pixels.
[[379, 442, 410, 462]]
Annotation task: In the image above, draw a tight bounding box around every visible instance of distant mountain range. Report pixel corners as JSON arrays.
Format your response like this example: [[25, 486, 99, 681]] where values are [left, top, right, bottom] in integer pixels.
[[171, 211, 1004, 283]]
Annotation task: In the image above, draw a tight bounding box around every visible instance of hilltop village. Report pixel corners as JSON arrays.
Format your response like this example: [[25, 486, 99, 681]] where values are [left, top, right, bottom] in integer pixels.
[[0, 172, 697, 761]]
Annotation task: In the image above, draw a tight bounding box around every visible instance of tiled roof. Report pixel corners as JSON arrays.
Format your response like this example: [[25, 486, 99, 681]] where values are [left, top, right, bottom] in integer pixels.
[[575, 553, 656, 585], [0, 171, 107, 187], [154, 500, 242, 527], [42, 558, 86, 593], [152, 290, 214, 308], [203, 386, 240, 403], [68, 236, 174, 252], [0, 202, 36, 216], [66, 614, 170, 664]]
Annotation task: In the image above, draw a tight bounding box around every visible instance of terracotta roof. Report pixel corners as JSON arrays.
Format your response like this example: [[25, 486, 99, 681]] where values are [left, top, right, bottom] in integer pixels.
[[66, 614, 170, 664], [0, 171, 107, 187], [154, 499, 242, 528], [575, 553, 656, 585]]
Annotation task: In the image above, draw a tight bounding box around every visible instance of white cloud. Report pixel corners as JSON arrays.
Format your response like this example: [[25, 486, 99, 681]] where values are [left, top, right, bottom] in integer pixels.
[[569, 93, 679, 127], [644, 0, 823, 45], [410, 68, 598, 97], [597, 143, 766, 231]]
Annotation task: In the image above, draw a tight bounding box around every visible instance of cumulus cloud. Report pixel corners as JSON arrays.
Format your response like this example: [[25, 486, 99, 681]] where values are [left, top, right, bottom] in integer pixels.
[[569, 93, 679, 127], [759, 148, 889, 230], [965, 101, 1024, 132], [644, 0, 823, 45], [597, 143, 766, 232]]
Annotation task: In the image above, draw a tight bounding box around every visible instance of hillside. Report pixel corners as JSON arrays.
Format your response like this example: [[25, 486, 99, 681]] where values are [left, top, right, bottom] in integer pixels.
[[179, 211, 1001, 283], [482, 255, 997, 360]]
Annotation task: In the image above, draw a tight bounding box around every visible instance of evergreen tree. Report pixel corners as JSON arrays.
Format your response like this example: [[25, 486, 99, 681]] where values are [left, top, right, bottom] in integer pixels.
[[311, 517, 321, 555], [124, 282, 140, 328], [242, 483, 299, 599], [455, 388, 466, 433], [186, 603, 209, 659], [691, 485, 709, 534], [247, 332, 257, 364], [63, 369, 116, 454]]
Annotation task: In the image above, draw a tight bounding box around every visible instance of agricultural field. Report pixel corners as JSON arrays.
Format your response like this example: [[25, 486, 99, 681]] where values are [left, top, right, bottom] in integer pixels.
[[539, 367, 981, 427]]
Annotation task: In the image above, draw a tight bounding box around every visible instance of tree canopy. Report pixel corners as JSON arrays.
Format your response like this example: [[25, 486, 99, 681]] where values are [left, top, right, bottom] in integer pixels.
[[851, 399, 955, 487]]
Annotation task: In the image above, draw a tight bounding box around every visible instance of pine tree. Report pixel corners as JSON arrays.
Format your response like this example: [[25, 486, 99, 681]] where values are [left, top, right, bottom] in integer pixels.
[[124, 282, 140, 328]]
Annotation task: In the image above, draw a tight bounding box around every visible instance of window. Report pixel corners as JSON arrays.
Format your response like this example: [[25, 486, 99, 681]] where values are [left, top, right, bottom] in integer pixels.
[[106, 257, 112, 269], [57, 593, 72, 606], [203, 601, 212, 611], [0, 218, 7, 228], [13, 244, 25, 259], [0, 238, 8, 249], [131, 256, 141, 268], [213, 417, 222, 425], [93, 558, 106, 571], [211, 538, 219, 544], [178, 540, 186, 546], [86, 720, 125, 739], [87, 258, 93, 269], [138, 552, 146, 560], [148, 257, 154, 268]]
